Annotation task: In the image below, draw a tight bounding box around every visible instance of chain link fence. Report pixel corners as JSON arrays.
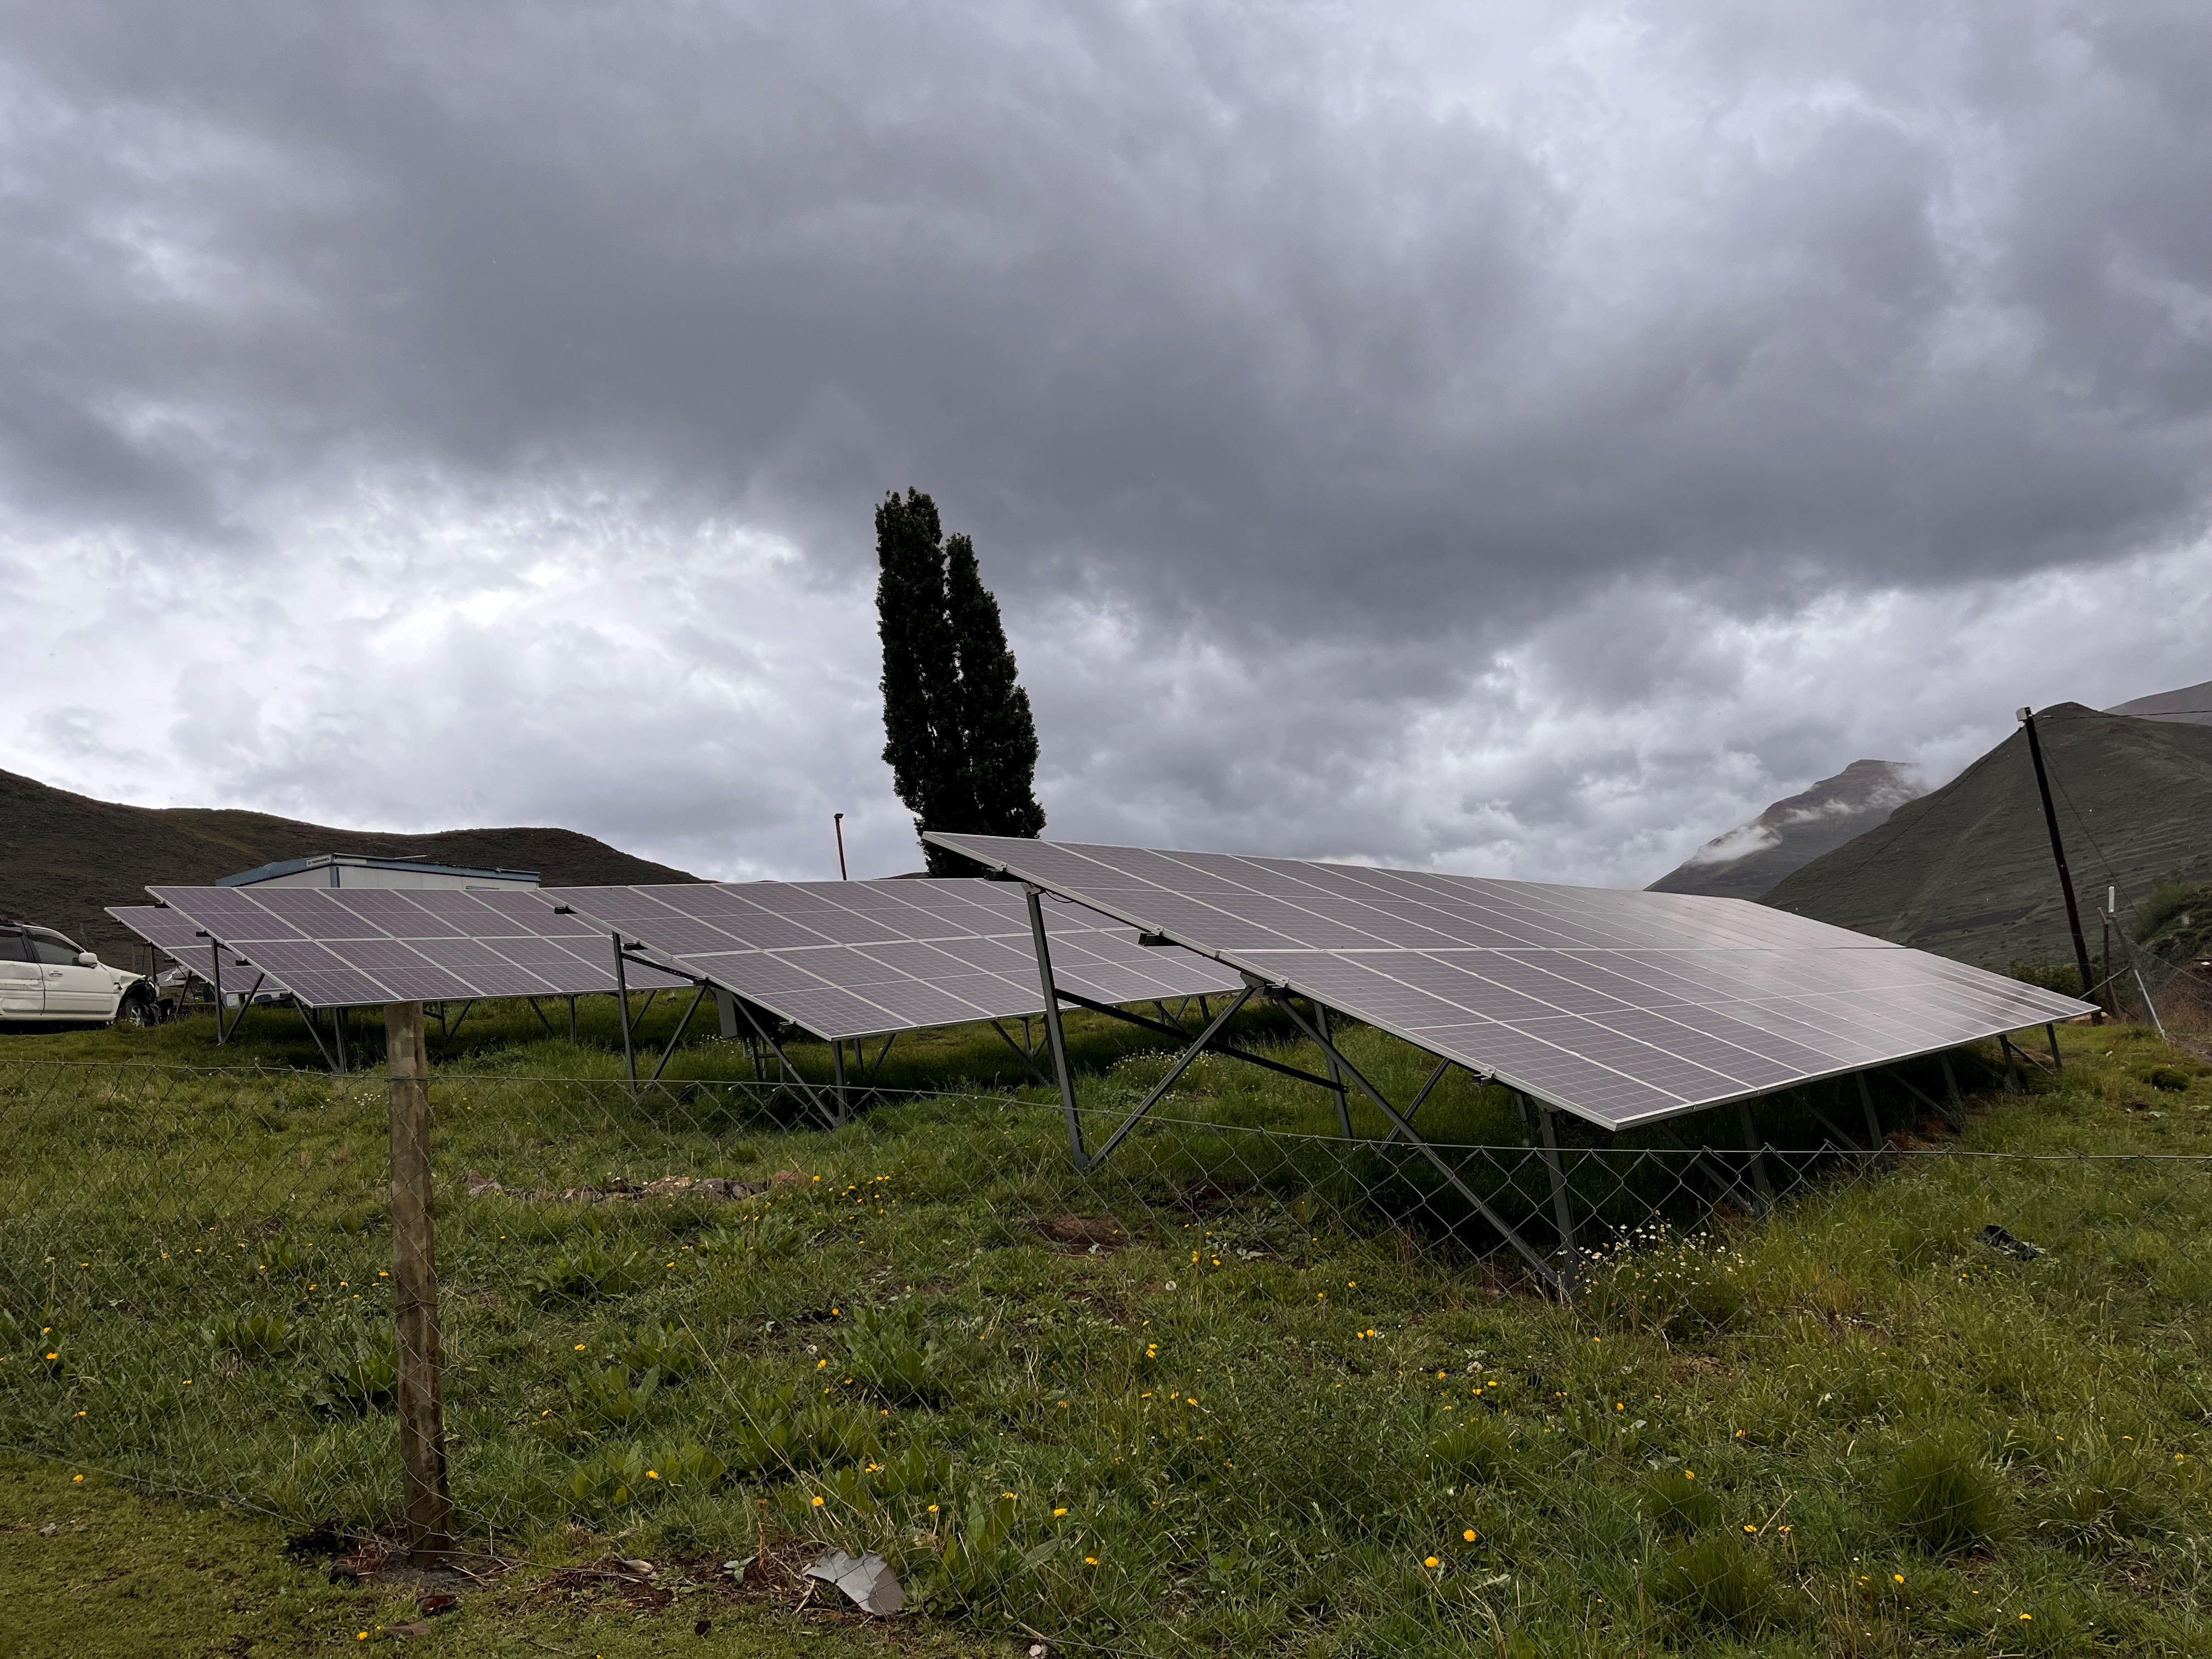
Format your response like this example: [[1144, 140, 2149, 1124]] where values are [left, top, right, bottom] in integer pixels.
[[2113, 928, 2212, 1046], [5, 1043, 2211, 1652]]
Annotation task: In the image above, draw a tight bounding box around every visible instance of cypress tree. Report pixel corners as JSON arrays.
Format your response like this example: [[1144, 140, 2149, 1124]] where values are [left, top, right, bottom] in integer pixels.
[[874, 490, 1045, 873], [945, 532, 1046, 842]]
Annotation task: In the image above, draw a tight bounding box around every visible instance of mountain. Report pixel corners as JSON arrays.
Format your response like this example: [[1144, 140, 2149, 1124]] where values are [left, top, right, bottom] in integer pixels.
[[0, 768, 699, 960], [1646, 759, 1927, 901], [1760, 703, 2212, 969], [2108, 676, 2212, 727]]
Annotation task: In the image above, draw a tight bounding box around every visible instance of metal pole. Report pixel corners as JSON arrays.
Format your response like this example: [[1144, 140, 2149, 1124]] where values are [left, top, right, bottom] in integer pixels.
[[383, 1001, 453, 1567], [1737, 1100, 1773, 1209], [611, 933, 636, 1100], [1314, 1002, 1352, 1137], [833, 812, 848, 880], [1857, 1071, 1883, 1149], [208, 942, 226, 1046], [1023, 885, 1085, 1165], [831, 1038, 848, 1120], [567, 995, 578, 1044], [1536, 1107, 1579, 1296], [2018, 707, 2101, 1019]]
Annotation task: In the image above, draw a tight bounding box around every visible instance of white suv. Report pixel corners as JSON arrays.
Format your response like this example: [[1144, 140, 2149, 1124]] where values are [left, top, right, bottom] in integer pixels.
[[0, 922, 159, 1027]]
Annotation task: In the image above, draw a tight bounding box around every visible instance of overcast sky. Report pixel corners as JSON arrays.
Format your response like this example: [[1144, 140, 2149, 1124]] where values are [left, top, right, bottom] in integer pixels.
[[3, 1, 2208, 885]]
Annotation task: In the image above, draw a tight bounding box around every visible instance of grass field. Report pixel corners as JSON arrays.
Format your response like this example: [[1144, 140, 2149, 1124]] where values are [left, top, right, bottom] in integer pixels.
[[4, 996, 2212, 1656]]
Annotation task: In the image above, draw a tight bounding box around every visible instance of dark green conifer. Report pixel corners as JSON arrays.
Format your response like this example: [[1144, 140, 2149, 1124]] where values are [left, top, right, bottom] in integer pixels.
[[874, 490, 1045, 872]]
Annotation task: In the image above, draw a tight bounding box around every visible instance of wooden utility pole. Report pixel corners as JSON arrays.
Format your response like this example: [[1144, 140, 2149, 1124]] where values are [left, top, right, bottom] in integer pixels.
[[385, 1000, 454, 1566], [2017, 708, 2102, 1020]]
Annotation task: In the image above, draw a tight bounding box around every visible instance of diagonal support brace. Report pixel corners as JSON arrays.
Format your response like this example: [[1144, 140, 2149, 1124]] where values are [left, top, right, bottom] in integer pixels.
[[1270, 996, 1566, 1296], [1082, 986, 1256, 1169]]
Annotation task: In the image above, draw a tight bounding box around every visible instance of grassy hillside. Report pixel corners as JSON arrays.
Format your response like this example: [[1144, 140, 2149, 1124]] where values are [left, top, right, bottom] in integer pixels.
[[1762, 704, 2212, 970], [0, 768, 698, 960]]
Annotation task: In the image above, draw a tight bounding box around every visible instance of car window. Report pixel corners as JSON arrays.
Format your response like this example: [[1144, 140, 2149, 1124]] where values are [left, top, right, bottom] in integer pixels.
[[27, 931, 84, 966], [0, 929, 27, 963]]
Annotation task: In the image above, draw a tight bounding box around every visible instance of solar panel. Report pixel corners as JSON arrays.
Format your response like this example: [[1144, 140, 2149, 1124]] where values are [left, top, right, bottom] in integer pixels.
[[922, 834, 2097, 1130], [141, 887, 690, 1009], [106, 905, 269, 995], [545, 878, 1245, 1041]]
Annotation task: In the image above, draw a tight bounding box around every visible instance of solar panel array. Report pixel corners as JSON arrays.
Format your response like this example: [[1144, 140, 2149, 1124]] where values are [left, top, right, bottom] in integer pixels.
[[141, 887, 690, 1009], [548, 878, 1245, 1041], [923, 834, 2096, 1130], [108, 904, 266, 992]]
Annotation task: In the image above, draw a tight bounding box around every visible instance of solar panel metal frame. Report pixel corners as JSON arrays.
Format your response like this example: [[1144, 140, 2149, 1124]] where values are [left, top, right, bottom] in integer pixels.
[[922, 833, 2097, 1132], [140, 886, 691, 1009], [545, 877, 1246, 1043], [106, 904, 272, 998]]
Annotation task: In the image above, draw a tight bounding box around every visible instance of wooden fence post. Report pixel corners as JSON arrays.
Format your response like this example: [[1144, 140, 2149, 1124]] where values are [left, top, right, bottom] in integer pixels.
[[385, 1000, 454, 1566]]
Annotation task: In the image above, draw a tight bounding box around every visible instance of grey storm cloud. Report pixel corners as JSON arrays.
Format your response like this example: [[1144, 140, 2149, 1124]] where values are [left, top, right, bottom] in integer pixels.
[[3, 0, 2210, 882]]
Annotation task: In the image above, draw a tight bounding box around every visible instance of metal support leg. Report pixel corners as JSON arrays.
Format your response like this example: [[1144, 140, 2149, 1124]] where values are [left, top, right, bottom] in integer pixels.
[[2046, 1022, 2062, 1073], [716, 990, 740, 1040], [296, 1003, 340, 1071], [1537, 1107, 1579, 1295], [831, 1038, 848, 1121], [1856, 1071, 1883, 1151], [1513, 1090, 1533, 1138], [210, 948, 227, 1046], [1314, 1002, 1352, 1137], [1024, 885, 1086, 1165], [1999, 1035, 2024, 1094], [1939, 1053, 1963, 1119], [1271, 997, 1564, 1294], [1736, 1101, 1773, 1210], [1888, 1064, 1967, 1131], [611, 932, 636, 1101], [567, 995, 578, 1044], [727, 998, 838, 1128], [525, 997, 555, 1037], [333, 1007, 349, 1074]]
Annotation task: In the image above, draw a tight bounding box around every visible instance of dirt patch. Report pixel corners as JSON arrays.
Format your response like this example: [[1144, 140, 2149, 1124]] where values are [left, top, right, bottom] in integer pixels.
[[1175, 1180, 1255, 1215], [1035, 1214, 1133, 1252], [464, 1173, 755, 1205]]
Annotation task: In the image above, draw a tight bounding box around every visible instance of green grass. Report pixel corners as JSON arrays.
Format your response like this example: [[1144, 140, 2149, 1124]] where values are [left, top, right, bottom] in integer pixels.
[[0, 1455, 998, 1657], [5, 1005, 2212, 1655]]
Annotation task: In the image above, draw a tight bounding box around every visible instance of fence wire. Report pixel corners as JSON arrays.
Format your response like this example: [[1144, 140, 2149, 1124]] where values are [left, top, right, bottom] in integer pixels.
[[2115, 929, 2212, 1046], [5, 1052, 2211, 1654]]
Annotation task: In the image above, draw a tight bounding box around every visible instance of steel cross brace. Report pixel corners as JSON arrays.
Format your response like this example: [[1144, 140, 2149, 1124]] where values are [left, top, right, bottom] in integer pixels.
[[612, 938, 841, 1128], [1019, 885, 1567, 1295], [1884, 1062, 1967, 1131], [1045, 986, 1342, 1091], [295, 1003, 342, 1072], [1267, 995, 1570, 1297]]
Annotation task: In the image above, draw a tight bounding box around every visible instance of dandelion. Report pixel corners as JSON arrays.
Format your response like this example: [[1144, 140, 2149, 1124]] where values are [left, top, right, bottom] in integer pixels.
[[927, 1504, 939, 1513], [1463, 1529, 1476, 1542], [1424, 1556, 1440, 1568], [73, 1474, 83, 1483], [1053, 1508, 1068, 1516], [1085, 1556, 1098, 1565], [574, 1343, 587, 1351], [811, 1496, 824, 1507], [1893, 1575, 1904, 1584]]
